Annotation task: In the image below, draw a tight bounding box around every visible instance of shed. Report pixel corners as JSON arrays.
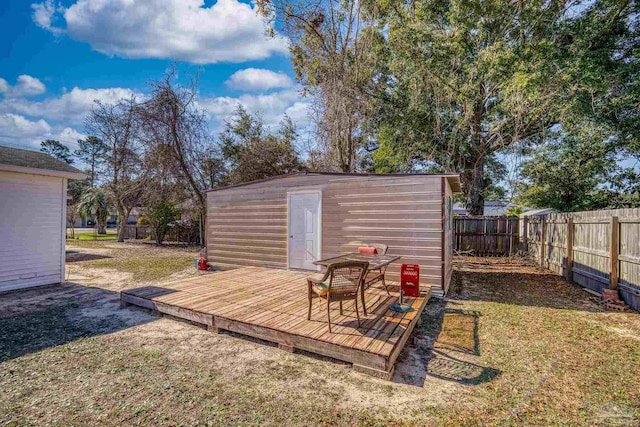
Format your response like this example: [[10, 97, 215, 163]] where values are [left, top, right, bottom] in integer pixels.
[[0, 145, 85, 292], [206, 172, 461, 295]]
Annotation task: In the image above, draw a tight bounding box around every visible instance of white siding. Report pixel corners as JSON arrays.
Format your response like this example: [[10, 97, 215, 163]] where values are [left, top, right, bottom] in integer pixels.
[[0, 171, 65, 292]]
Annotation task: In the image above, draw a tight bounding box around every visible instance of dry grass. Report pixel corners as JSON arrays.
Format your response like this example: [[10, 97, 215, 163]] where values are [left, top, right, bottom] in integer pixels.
[[82, 256, 195, 281], [1, 253, 639, 426], [66, 240, 198, 282]]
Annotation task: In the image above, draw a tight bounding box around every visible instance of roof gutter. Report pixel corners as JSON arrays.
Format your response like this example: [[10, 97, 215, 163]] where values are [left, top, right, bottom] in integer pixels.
[[0, 164, 87, 180]]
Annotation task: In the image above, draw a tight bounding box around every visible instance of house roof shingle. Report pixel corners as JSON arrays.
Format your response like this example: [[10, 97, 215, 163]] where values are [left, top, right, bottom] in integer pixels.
[[0, 145, 85, 179]]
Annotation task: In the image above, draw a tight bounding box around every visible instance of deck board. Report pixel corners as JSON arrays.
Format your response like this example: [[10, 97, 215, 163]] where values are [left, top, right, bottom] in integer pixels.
[[121, 266, 430, 378]]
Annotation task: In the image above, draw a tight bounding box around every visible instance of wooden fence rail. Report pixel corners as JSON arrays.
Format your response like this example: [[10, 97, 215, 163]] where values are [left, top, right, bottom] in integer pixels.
[[454, 216, 519, 256], [524, 208, 640, 311]]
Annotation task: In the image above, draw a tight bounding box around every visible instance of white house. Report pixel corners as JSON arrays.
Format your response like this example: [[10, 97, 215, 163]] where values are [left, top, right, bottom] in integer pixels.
[[0, 145, 85, 292]]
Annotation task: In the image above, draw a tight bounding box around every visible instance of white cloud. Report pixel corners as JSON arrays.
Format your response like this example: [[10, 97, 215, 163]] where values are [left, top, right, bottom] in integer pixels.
[[200, 88, 312, 135], [31, 0, 61, 33], [0, 75, 47, 98], [32, 0, 289, 64], [0, 113, 85, 150], [202, 88, 303, 126], [284, 101, 311, 126], [0, 113, 51, 138], [54, 127, 86, 148], [225, 68, 293, 91], [1, 86, 139, 124], [14, 75, 46, 97]]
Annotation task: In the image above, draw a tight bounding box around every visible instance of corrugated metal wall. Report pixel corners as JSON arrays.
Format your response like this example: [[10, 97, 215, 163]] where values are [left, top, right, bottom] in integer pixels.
[[206, 174, 450, 290]]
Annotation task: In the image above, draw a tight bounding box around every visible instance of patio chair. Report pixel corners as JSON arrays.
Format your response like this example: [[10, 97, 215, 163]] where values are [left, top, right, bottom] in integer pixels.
[[360, 243, 392, 295], [307, 260, 369, 333]]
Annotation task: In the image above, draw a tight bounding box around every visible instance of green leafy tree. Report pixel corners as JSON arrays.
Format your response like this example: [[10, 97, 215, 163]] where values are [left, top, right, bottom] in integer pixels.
[[40, 140, 73, 164], [363, 0, 638, 214], [220, 106, 304, 184], [79, 187, 111, 234], [143, 200, 180, 245], [67, 178, 90, 203], [506, 206, 524, 216], [74, 136, 108, 187], [515, 130, 624, 212]]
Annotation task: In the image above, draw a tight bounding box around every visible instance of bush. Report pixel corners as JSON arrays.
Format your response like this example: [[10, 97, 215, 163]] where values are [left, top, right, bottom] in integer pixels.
[[144, 201, 180, 245]]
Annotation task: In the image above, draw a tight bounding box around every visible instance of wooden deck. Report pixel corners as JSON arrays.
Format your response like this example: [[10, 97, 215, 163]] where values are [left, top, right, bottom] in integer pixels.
[[120, 267, 430, 378]]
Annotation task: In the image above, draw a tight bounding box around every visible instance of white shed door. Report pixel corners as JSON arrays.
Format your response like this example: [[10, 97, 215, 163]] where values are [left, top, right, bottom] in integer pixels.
[[0, 171, 64, 291], [288, 192, 321, 271]]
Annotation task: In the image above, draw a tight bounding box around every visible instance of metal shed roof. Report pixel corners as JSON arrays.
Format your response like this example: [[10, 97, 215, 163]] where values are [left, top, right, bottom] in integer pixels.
[[207, 171, 462, 193]]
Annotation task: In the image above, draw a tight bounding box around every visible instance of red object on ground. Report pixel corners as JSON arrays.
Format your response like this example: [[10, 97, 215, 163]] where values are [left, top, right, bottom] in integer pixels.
[[401, 264, 420, 297], [358, 246, 378, 254], [198, 247, 208, 270]]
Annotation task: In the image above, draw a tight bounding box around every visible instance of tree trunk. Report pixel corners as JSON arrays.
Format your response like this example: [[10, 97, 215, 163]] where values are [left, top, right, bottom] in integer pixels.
[[156, 227, 165, 245], [198, 207, 206, 247], [97, 221, 107, 234], [116, 202, 127, 242], [461, 157, 486, 216]]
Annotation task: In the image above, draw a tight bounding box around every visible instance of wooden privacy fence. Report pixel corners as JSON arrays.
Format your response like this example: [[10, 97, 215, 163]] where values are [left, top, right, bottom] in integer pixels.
[[524, 208, 640, 311], [454, 216, 519, 256]]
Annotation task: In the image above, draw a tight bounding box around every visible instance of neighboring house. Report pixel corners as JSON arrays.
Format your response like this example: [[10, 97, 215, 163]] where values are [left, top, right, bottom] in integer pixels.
[[69, 206, 141, 228], [519, 207, 557, 218], [453, 200, 532, 216], [0, 145, 85, 292], [206, 172, 461, 295], [519, 208, 557, 237]]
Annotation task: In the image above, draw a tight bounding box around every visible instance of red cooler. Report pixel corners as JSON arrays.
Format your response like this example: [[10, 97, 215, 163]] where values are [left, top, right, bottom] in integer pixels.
[[401, 264, 420, 297]]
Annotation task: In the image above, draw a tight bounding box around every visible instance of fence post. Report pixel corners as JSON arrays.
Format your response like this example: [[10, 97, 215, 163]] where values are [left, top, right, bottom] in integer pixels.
[[566, 218, 574, 281], [540, 218, 547, 267], [520, 217, 528, 253], [610, 216, 619, 290]]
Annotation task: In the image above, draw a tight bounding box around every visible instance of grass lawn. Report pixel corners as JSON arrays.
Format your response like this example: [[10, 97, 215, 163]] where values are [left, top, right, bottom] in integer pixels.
[[68, 232, 118, 241], [66, 240, 198, 282], [1, 254, 638, 426], [82, 255, 195, 281]]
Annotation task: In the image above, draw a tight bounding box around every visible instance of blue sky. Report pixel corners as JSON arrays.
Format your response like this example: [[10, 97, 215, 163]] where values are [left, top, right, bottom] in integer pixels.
[[0, 0, 307, 152]]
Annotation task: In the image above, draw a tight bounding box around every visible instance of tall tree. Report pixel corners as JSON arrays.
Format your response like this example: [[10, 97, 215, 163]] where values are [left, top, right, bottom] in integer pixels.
[[137, 69, 214, 245], [85, 97, 145, 242], [74, 136, 108, 187], [258, 0, 380, 172], [516, 130, 625, 212], [357, 0, 638, 214], [220, 106, 304, 184], [40, 140, 73, 164]]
